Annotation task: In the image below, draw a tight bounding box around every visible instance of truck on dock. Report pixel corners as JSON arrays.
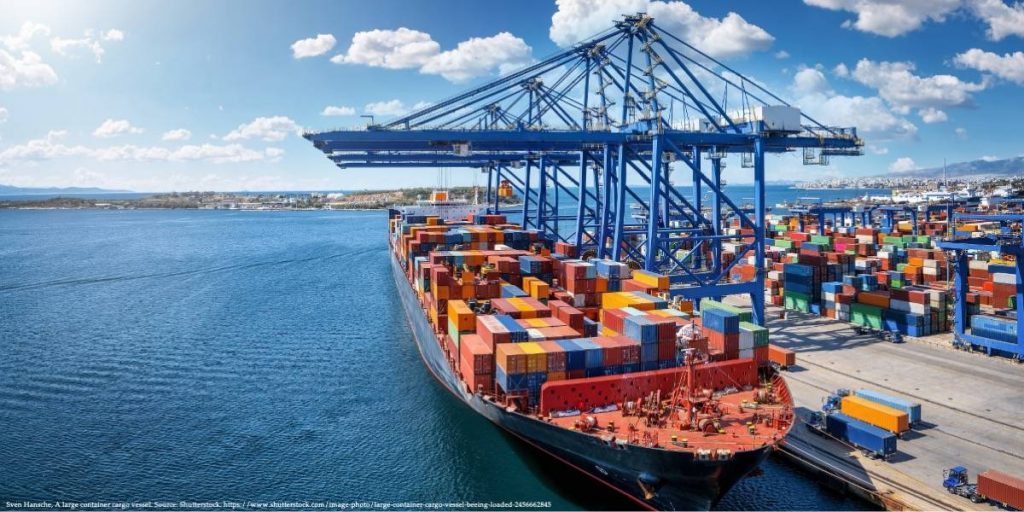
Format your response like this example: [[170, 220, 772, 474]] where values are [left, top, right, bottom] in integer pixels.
[[807, 411, 897, 460], [943, 467, 1024, 509]]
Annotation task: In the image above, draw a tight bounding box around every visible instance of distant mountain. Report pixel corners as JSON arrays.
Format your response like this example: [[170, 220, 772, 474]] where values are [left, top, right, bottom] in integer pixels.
[[880, 156, 1024, 179], [0, 184, 133, 195]]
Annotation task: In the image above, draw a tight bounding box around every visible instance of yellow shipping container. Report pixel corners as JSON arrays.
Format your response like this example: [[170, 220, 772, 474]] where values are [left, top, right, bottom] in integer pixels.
[[632, 269, 669, 290], [547, 371, 567, 382], [523, 318, 547, 328], [529, 280, 549, 300], [841, 395, 909, 433], [447, 300, 475, 332], [518, 342, 547, 374], [522, 276, 538, 294]]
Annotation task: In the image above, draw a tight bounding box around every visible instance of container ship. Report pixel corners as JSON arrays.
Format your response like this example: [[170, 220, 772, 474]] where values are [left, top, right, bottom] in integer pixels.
[[387, 203, 794, 510]]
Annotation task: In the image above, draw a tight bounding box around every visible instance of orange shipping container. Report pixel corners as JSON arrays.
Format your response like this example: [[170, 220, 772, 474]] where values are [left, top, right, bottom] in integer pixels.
[[858, 291, 891, 309], [768, 344, 796, 368], [841, 395, 909, 433], [495, 343, 527, 374]]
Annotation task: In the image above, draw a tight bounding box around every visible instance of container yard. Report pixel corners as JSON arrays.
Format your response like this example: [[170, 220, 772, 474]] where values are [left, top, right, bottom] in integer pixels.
[[747, 299, 1024, 510], [301, 11, 1024, 511]]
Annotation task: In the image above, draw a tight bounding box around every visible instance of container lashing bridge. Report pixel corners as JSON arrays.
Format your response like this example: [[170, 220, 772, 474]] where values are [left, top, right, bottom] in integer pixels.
[[304, 14, 863, 325]]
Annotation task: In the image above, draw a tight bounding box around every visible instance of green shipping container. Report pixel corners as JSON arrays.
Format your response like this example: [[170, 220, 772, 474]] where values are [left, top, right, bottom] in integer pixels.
[[700, 299, 753, 322], [811, 235, 832, 245], [774, 239, 794, 249], [784, 291, 811, 313], [739, 321, 770, 347], [851, 303, 883, 329]]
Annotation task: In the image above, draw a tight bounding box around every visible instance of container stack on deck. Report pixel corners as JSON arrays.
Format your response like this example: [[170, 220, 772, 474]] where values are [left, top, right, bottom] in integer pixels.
[[392, 214, 779, 410]]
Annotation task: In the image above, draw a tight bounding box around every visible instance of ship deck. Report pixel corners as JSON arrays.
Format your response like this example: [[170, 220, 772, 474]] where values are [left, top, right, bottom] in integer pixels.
[[545, 388, 792, 454]]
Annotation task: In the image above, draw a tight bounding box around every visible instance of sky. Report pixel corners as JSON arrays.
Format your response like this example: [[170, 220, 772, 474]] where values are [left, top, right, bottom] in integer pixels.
[[1, 0, 1023, 191]]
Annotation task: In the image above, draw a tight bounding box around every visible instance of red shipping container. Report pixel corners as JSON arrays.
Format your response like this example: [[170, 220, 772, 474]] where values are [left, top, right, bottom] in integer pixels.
[[537, 340, 567, 372], [613, 336, 641, 364], [549, 300, 586, 331], [658, 339, 676, 361], [476, 315, 511, 347], [656, 319, 677, 342], [460, 334, 494, 375], [463, 371, 494, 394], [978, 471, 1024, 510], [595, 337, 624, 366]]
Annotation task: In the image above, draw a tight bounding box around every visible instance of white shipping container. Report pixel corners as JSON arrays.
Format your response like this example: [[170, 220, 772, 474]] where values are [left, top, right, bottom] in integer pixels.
[[969, 260, 989, 270], [994, 272, 1019, 284], [909, 303, 930, 315]]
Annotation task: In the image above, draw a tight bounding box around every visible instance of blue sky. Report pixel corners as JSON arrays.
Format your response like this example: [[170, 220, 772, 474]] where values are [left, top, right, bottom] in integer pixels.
[[1, 0, 1022, 191]]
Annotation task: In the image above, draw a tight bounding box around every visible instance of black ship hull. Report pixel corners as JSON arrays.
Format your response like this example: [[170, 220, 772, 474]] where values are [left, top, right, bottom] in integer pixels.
[[390, 252, 773, 510]]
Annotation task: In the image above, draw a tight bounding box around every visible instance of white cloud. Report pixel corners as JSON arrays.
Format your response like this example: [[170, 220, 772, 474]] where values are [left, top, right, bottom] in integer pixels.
[[833, 63, 850, 77], [980, 154, 1000, 162], [333, 28, 532, 82], [968, 0, 1024, 40], [775, 50, 790, 59], [321, 105, 356, 116], [954, 48, 1024, 85], [419, 32, 532, 82], [0, 106, 7, 123], [223, 116, 300, 141], [0, 49, 58, 90], [51, 36, 105, 62], [955, 127, 968, 139], [332, 28, 439, 69], [291, 34, 336, 59], [1, 22, 51, 51], [93, 119, 144, 138], [412, 101, 433, 110], [790, 66, 917, 141], [918, 107, 948, 123], [889, 157, 918, 173], [549, 0, 774, 58], [845, 59, 987, 110], [161, 128, 192, 141], [0, 130, 281, 165], [803, 0, 961, 37], [792, 67, 830, 95], [365, 99, 409, 117], [102, 29, 125, 42]]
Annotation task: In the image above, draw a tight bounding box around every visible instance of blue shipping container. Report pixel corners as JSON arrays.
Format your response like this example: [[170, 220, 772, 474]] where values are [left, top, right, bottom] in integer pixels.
[[573, 338, 604, 368], [702, 308, 740, 333], [496, 366, 527, 393], [556, 339, 586, 370], [624, 315, 659, 343], [826, 413, 897, 458], [970, 315, 1018, 343]]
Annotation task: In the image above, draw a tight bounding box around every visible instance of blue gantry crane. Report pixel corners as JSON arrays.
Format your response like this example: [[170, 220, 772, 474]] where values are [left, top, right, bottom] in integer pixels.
[[304, 14, 863, 325], [936, 213, 1024, 359]]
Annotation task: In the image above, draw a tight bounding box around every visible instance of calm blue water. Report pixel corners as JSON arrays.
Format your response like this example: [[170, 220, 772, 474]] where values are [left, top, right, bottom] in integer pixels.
[[0, 209, 873, 511]]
